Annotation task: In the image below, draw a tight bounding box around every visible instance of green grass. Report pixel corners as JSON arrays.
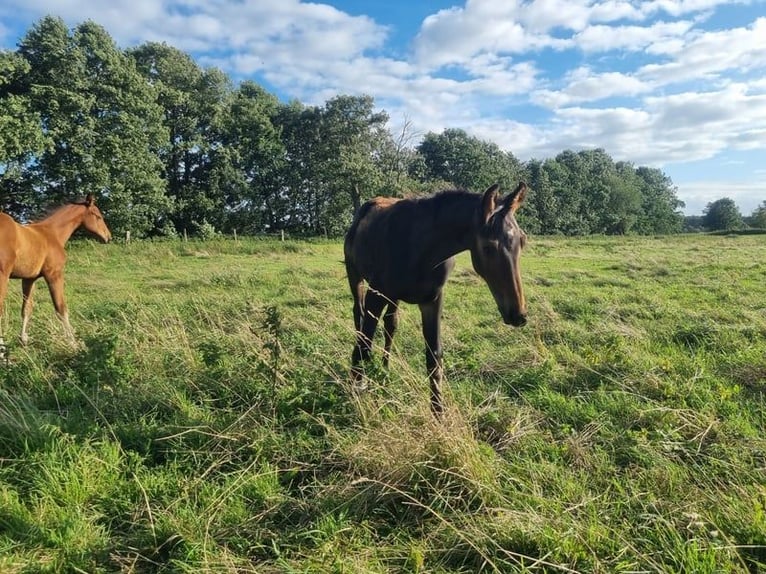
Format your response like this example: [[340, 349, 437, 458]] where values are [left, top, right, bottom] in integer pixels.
[[1, 234, 765, 572]]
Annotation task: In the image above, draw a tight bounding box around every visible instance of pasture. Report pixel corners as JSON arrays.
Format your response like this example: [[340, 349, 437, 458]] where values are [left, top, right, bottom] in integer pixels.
[[1, 234, 765, 573]]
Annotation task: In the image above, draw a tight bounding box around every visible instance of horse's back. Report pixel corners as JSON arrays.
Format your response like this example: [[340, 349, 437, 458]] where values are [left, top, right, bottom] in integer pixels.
[[345, 196, 404, 265], [345, 196, 428, 298], [0, 212, 19, 240], [0, 213, 20, 270]]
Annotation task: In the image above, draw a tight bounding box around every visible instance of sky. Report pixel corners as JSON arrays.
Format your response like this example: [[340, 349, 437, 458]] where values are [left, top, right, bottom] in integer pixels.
[[1, 0, 765, 215]]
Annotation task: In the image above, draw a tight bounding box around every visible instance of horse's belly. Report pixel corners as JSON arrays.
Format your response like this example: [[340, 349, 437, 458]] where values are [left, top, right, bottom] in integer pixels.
[[10, 263, 43, 279], [367, 273, 445, 305], [10, 249, 44, 279]]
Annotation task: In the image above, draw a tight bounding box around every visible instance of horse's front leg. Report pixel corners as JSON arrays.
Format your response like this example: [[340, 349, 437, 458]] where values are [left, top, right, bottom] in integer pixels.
[[44, 272, 76, 344], [0, 272, 9, 361], [20, 278, 37, 345], [419, 293, 445, 417], [351, 290, 386, 381]]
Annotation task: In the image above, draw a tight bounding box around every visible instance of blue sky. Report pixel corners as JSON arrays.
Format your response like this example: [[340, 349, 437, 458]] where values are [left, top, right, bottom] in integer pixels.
[[1, 0, 765, 214]]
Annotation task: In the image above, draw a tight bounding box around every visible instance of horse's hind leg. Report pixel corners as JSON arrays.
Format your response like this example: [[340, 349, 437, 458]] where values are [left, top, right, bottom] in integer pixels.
[[351, 290, 386, 379], [44, 272, 76, 344], [420, 293, 445, 417], [382, 302, 399, 368], [20, 279, 36, 345]]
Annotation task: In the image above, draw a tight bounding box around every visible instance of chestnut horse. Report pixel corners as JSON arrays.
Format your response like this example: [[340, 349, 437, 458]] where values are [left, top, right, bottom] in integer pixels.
[[344, 182, 528, 415], [0, 194, 111, 348]]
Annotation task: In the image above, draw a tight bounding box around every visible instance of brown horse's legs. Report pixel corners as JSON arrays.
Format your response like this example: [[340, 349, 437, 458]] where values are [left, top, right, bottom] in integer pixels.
[[20, 278, 36, 345], [420, 294, 445, 417], [0, 272, 8, 358], [351, 290, 386, 380], [44, 273, 75, 343], [382, 302, 399, 368]]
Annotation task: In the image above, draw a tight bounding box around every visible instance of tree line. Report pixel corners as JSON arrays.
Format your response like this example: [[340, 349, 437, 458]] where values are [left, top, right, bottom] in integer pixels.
[[0, 16, 709, 238]]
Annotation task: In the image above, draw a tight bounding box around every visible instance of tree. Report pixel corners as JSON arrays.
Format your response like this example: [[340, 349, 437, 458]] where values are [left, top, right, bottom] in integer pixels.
[[703, 198, 743, 231], [0, 50, 47, 217], [416, 128, 524, 191], [16, 17, 169, 236], [319, 95, 388, 230], [603, 162, 642, 234], [130, 42, 231, 235], [634, 166, 685, 234], [375, 115, 422, 198], [276, 95, 388, 234], [749, 201, 766, 229], [216, 80, 285, 233]]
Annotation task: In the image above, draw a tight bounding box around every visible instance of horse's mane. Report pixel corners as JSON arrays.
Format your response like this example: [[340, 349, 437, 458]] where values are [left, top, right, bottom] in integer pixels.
[[32, 197, 90, 223]]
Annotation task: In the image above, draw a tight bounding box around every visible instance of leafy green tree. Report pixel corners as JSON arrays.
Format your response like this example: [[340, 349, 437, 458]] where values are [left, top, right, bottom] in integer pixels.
[[375, 116, 423, 198], [684, 215, 705, 232], [749, 201, 766, 229], [216, 81, 285, 233], [525, 151, 677, 236], [545, 151, 590, 234], [634, 167, 685, 234], [16, 16, 88, 210], [130, 42, 231, 235], [602, 162, 642, 234], [703, 198, 743, 231], [319, 95, 388, 227], [0, 51, 47, 217], [416, 128, 524, 192], [16, 17, 168, 235], [276, 95, 388, 234]]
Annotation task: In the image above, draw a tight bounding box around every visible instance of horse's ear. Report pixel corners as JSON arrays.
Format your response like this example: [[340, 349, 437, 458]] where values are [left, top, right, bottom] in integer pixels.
[[481, 184, 500, 223], [502, 181, 527, 215], [85, 193, 95, 207]]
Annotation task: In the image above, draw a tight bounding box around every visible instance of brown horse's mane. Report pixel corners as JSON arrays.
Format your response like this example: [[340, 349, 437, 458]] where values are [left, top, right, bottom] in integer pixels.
[[32, 197, 91, 223]]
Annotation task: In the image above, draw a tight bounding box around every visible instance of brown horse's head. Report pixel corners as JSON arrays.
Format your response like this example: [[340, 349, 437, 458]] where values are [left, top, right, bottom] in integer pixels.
[[81, 193, 112, 243], [470, 182, 528, 327]]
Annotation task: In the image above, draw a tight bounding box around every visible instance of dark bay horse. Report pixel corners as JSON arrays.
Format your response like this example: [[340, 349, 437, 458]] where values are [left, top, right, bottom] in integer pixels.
[[344, 182, 528, 415], [0, 194, 112, 347]]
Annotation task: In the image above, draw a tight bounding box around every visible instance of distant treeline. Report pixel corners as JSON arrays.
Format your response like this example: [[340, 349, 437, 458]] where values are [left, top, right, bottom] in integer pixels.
[[0, 16, 704, 238]]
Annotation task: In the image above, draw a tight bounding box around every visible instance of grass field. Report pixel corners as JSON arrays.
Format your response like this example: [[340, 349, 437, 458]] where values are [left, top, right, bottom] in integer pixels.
[[1, 233, 765, 573]]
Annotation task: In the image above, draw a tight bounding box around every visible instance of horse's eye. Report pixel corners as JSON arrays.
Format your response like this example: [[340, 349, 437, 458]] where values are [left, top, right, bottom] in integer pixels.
[[482, 244, 494, 256]]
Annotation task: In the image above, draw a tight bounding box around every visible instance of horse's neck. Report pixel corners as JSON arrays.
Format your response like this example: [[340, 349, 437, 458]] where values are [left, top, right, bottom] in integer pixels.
[[34, 205, 85, 245], [419, 192, 480, 268]]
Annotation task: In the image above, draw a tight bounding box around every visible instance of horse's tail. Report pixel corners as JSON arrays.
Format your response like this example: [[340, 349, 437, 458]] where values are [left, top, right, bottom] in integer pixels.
[[344, 199, 375, 249], [344, 201, 378, 331]]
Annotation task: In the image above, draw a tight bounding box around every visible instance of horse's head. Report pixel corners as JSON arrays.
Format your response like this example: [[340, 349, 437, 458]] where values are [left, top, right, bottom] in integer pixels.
[[81, 194, 112, 243], [470, 182, 528, 327]]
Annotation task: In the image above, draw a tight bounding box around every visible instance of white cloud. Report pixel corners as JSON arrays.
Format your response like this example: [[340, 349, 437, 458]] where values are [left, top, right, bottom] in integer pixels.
[[413, 3, 564, 69], [533, 68, 650, 107], [645, 85, 766, 164], [523, 83, 766, 168], [574, 20, 693, 52], [638, 17, 766, 84]]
